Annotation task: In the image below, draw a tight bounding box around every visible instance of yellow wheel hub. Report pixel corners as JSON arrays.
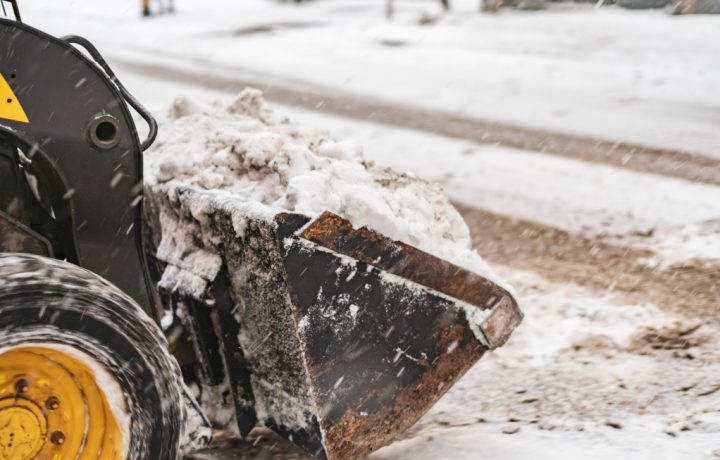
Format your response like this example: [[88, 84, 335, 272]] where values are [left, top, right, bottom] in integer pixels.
[[0, 405, 45, 458], [0, 346, 124, 460]]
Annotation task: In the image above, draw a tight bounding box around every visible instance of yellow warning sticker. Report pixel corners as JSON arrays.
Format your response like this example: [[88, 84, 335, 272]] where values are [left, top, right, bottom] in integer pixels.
[[0, 73, 29, 123]]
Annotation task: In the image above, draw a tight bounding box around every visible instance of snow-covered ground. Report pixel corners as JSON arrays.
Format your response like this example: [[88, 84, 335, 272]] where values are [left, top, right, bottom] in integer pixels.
[[9, 2, 719, 459], [372, 267, 720, 460], [21, 0, 720, 157], [130, 79, 720, 460]]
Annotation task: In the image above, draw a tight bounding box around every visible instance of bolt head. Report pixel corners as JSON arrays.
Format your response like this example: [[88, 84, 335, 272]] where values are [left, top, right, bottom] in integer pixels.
[[50, 431, 65, 445], [14, 379, 29, 394], [45, 397, 60, 410]]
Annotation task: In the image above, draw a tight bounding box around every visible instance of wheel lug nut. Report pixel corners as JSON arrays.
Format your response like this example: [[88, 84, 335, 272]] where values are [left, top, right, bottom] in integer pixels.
[[50, 431, 65, 445], [14, 379, 29, 394], [46, 397, 60, 410]]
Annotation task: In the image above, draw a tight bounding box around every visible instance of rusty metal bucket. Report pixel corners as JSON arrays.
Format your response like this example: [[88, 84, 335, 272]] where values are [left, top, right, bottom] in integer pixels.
[[145, 184, 522, 460]]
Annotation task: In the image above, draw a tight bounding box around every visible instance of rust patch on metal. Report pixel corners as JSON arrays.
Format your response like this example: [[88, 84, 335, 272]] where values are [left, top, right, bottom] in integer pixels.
[[301, 213, 508, 308], [319, 323, 484, 460], [481, 296, 524, 349], [300, 212, 523, 350]]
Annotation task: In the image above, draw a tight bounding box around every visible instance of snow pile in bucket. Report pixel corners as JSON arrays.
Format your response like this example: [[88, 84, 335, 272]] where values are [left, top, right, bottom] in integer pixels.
[[145, 89, 511, 293]]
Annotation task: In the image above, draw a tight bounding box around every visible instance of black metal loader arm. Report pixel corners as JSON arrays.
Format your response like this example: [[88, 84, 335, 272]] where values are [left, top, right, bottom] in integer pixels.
[[0, 18, 160, 319]]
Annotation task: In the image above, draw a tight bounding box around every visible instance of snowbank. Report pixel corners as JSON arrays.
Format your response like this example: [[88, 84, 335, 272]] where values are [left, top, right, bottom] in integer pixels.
[[146, 88, 510, 292]]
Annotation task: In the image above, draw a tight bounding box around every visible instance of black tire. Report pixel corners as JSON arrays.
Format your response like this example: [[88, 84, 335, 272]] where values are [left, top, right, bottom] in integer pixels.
[[0, 253, 186, 459]]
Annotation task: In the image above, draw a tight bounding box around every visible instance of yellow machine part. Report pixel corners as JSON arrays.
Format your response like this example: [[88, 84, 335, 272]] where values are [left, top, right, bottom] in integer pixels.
[[0, 346, 124, 460], [0, 73, 29, 124]]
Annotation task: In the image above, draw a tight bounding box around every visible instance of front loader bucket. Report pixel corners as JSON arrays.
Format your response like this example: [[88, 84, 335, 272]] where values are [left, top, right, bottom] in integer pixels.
[[145, 184, 522, 460]]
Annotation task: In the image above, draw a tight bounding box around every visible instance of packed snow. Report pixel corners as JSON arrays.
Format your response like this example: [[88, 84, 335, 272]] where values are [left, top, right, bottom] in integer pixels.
[[146, 89, 509, 291]]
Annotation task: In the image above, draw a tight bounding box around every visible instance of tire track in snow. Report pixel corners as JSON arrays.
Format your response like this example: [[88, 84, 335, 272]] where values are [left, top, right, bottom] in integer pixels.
[[112, 57, 720, 187], [455, 203, 720, 323]]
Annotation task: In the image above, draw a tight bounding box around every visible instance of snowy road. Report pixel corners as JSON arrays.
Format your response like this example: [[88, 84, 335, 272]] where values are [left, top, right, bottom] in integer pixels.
[[119, 61, 720, 320], [136, 66, 720, 460], [112, 28, 719, 460], [112, 56, 720, 186], [14, 1, 720, 459], [22, 0, 720, 158]]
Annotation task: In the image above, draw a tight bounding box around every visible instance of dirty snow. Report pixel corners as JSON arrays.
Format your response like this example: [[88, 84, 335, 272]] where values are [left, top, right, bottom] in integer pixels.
[[372, 267, 720, 460], [146, 89, 509, 291]]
